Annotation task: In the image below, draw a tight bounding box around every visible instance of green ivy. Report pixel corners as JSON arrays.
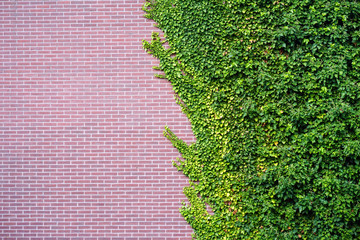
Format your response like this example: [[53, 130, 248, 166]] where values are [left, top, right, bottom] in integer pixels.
[[143, 0, 360, 239]]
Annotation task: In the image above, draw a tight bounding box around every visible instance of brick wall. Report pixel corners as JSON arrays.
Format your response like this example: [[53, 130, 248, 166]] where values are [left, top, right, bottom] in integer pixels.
[[0, 0, 194, 239]]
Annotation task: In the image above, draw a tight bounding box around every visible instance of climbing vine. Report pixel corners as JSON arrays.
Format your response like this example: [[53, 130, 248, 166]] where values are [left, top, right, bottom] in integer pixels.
[[143, 0, 360, 239]]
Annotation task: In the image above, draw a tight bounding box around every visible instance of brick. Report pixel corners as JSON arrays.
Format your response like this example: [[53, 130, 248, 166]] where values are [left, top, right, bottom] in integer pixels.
[[0, 0, 194, 239]]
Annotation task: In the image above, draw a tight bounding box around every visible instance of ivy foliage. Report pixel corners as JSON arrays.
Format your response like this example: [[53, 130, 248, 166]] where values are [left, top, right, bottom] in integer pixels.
[[143, 0, 360, 239]]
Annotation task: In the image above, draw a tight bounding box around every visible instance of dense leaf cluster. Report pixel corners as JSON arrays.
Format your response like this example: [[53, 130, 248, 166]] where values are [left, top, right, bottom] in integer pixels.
[[143, 0, 360, 239]]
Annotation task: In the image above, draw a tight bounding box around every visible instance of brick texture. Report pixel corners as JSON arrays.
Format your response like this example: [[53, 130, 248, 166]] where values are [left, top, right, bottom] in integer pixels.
[[0, 0, 194, 239]]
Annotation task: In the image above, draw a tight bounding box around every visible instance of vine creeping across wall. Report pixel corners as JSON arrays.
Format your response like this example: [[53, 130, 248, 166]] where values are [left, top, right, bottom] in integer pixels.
[[143, 0, 360, 239]]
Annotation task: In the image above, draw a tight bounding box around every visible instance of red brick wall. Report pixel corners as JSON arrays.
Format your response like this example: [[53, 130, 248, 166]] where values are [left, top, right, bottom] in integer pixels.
[[0, 0, 194, 239]]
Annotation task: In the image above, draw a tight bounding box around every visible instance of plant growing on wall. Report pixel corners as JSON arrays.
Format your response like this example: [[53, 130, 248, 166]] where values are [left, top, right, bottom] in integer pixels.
[[143, 0, 360, 239]]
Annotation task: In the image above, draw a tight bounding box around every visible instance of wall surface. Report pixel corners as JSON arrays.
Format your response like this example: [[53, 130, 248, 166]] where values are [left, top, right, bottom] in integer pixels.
[[0, 0, 194, 239]]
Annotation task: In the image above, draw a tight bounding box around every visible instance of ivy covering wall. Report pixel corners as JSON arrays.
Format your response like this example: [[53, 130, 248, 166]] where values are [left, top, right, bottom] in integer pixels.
[[143, 0, 360, 239]]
